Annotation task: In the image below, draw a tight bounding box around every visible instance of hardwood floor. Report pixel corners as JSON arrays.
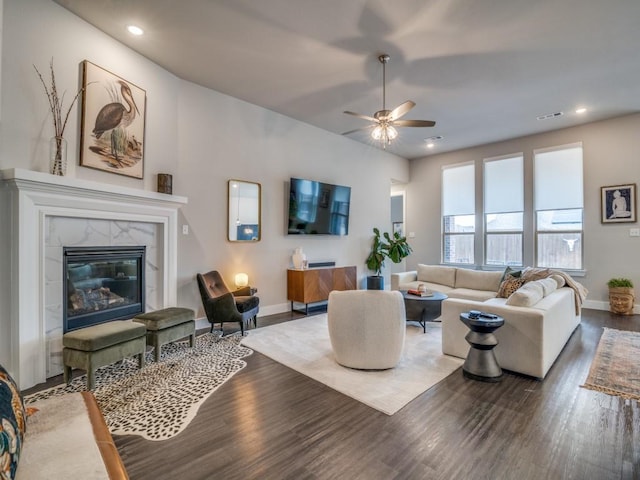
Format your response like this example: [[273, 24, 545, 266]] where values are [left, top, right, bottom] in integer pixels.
[[31, 309, 640, 479]]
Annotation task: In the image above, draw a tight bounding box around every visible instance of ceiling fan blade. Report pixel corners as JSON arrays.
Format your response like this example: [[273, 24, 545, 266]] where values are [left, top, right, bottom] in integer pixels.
[[393, 119, 436, 128], [342, 125, 375, 136], [344, 111, 378, 122], [389, 101, 416, 120]]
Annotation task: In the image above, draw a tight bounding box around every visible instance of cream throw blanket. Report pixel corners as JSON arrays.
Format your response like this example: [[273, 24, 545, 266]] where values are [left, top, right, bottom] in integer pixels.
[[520, 267, 588, 314]]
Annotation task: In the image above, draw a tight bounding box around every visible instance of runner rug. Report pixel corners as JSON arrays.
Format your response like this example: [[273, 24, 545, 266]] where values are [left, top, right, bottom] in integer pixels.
[[581, 327, 640, 401], [24, 332, 253, 441], [241, 314, 463, 415]]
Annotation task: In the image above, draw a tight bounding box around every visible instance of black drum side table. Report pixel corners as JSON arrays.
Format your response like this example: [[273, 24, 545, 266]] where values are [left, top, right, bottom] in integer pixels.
[[459, 312, 505, 382]]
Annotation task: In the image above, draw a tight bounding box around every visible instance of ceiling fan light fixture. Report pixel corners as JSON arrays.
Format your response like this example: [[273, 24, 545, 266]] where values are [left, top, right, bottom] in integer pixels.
[[371, 125, 383, 140], [342, 53, 435, 147], [371, 124, 397, 145]]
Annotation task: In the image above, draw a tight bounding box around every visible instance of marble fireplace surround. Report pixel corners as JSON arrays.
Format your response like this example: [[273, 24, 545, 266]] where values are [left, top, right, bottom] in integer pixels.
[[1, 169, 187, 389]]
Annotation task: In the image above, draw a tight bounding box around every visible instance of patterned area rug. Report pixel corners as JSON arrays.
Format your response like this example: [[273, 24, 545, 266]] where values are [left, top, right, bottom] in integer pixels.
[[581, 327, 640, 401], [24, 332, 253, 441]]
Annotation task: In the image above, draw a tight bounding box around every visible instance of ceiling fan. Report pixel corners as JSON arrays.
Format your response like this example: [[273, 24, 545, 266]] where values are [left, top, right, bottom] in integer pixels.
[[342, 54, 435, 147]]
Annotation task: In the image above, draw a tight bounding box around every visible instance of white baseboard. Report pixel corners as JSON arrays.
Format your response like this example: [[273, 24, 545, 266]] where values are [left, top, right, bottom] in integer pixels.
[[258, 302, 291, 317], [583, 299, 640, 314], [195, 300, 639, 329], [194, 302, 293, 331], [195, 317, 209, 330]]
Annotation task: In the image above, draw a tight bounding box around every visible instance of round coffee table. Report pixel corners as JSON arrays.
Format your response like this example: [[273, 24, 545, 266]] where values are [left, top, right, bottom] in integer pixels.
[[400, 290, 448, 333], [459, 312, 505, 382]]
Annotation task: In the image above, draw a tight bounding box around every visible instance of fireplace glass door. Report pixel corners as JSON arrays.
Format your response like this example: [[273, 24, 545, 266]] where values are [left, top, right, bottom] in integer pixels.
[[63, 246, 146, 332]]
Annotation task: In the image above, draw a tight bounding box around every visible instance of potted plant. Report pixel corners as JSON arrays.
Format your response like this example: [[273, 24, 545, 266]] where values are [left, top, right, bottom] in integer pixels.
[[365, 227, 413, 290], [607, 278, 635, 315]]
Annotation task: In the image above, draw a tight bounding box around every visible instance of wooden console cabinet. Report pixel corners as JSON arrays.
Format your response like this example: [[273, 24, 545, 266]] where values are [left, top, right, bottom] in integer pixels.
[[287, 266, 357, 314]]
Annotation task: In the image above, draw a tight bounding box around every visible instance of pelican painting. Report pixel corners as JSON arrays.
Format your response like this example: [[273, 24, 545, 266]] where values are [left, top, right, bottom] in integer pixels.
[[80, 61, 146, 179]]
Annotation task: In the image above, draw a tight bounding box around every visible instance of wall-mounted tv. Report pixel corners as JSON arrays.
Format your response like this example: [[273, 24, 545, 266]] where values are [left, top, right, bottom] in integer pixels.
[[288, 177, 351, 235]]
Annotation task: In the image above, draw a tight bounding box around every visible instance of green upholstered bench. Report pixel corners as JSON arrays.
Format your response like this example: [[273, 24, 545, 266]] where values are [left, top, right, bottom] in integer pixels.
[[63, 320, 147, 390], [133, 307, 196, 362]]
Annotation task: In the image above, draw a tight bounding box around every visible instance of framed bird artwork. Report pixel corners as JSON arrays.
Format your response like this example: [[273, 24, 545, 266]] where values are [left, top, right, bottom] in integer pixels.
[[80, 60, 146, 179]]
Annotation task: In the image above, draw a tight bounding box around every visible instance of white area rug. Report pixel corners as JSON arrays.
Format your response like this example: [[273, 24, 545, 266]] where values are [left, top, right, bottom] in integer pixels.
[[241, 314, 463, 415]]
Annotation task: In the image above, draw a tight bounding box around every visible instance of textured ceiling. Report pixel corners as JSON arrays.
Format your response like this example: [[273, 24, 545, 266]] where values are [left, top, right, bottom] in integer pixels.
[[54, 0, 640, 159]]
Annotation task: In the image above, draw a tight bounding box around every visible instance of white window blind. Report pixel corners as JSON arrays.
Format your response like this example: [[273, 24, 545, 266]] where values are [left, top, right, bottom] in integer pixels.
[[534, 144, 583, 210], [484, 155, 523, 213], [442, 163, 475, 216]]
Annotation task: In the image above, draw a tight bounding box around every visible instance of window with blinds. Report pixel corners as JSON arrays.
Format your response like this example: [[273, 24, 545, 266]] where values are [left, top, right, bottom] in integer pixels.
[[442, 163, 475, 264], [534, 143, 584, 270], [484, 154, 524, 267]]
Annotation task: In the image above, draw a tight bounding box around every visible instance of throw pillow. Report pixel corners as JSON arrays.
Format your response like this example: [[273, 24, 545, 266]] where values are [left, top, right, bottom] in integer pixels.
[[506, 281, 544, 307], [500, 266, 522, 283], [0, 364, 26, 480], [537, 277, 558, 297], [497, 275, 526, 298], [550, 274, 566, 288]]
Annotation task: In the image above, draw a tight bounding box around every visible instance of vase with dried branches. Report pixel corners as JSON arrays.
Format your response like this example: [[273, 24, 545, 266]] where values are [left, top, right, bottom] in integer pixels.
[[34, 59, 85, 176]]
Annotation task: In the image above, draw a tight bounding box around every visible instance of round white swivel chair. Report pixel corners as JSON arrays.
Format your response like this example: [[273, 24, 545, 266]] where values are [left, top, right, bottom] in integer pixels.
[[327, 290, 406, 370]]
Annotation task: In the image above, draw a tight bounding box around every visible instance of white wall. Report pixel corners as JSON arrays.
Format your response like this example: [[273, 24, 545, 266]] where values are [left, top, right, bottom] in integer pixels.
[[407, 113, 640, 309], [0, 0, 409, 323]]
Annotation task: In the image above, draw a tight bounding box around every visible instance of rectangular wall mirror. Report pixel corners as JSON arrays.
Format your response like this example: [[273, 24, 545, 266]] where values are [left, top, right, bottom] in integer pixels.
[[228, 180, 261, 242]]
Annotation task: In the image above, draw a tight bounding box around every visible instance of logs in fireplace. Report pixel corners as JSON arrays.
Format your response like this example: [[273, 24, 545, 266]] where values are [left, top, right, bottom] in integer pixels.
[[63, 246, 146, 332]]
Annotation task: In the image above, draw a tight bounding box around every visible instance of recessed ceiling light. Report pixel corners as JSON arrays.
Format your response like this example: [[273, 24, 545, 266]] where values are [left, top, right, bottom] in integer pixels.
[[575, 107, 587, 114], [425, 135, 443, 148], [127, 25, 144, 36]]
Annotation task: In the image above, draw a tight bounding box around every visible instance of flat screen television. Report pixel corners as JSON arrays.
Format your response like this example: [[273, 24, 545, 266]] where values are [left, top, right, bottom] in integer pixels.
[[288, 177, 351, 235]]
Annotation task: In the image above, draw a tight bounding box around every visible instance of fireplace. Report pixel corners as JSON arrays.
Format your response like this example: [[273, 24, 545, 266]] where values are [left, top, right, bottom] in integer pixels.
[[63, 246, 146, 332], [2, 168, 186, 389]]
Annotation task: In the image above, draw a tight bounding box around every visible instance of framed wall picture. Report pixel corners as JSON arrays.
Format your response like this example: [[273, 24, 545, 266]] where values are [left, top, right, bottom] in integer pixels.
[[80, 60, 146, 179], [393, 222, 404, 237], [601, 184, 636, 223]]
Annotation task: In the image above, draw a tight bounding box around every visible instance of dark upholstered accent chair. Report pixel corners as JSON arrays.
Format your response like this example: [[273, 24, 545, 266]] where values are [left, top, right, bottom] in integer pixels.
[[197, 270, 259, 335]]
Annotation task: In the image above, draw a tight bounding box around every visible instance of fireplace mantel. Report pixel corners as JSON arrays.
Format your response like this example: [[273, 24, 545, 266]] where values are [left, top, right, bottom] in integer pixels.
[[1, 168, 187, 207], [0, 168, 187, 388]]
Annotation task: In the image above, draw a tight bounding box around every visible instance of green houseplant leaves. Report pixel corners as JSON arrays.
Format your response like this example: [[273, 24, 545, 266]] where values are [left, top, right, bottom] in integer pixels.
[[365, 227, 413, 276], [607, 278, 634, 288]]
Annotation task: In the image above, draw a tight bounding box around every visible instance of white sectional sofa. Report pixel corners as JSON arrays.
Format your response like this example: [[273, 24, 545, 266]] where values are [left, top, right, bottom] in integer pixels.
[[391, 264, 582, 379], [391, 264, 504, 301]]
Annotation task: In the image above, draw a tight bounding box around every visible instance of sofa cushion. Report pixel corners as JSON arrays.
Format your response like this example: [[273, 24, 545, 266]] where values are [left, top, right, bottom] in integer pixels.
[[550, 274, 566, 288], [497, 275, 526, 298], [537, 277, 558, 297], [416, 265, 456, 287], [398, 281, 455, 295], [506, 281, 544, 307], [0, 364, 25, 480], [484, 297, 508, 306], [18, 392, 121, 480], [455, 269, 503, 291], [447, 288, 497, 302]]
